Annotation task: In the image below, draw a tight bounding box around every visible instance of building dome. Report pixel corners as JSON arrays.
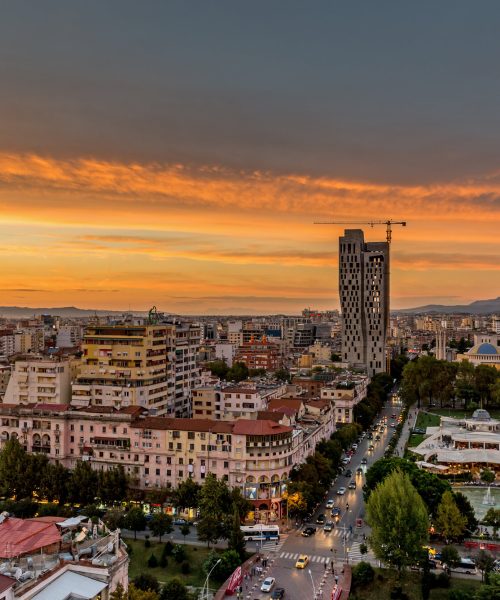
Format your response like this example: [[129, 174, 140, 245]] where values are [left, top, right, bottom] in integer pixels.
[[468, 343, 499, 355], [471, 409, 491, 421]]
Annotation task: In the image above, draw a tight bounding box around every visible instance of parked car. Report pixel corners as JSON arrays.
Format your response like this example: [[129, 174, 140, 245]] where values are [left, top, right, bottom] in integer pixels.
[[324, 521, 334, 532], [261, 577, 276, 592], [345, 469, 352, 478], [271, 588, 285, 599], [351, 443, 358, 450], [173, 518, 188, 526], [302, 526, 317, 537], [296, 554, 310, 569]]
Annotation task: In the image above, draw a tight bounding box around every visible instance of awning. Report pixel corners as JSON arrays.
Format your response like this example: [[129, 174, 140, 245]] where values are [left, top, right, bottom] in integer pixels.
[[31, 571, 107, 600]]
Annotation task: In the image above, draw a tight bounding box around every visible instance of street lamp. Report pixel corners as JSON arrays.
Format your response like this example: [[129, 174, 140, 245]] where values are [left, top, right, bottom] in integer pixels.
[[308, 568, 317, 599], [202, 558, 221, 600]]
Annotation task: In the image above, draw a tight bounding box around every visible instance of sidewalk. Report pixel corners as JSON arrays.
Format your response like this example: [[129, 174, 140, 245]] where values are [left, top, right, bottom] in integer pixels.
[[394, 410, 418, 457]]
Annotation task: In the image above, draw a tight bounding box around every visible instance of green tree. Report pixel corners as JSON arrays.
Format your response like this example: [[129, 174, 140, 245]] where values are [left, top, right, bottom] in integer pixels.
[[230, 487, 253, 520], [440, 545, 460, 568], [275, 368, 291, 381], [481, 469, 495, 484], [128, 584, 160, 600], [125, 507, 147, 540], [149, 512, 173, 542], [203, 549, 241, 581], [435, 491, 467, 542], [228, 504, 246, 559], [159, 578, 189, 600], [110, 583, 127, 600], [98, 466, 129, 503], [453, 491, 478, 535], [475, 365, 498, 407], [455, 360, 477, 410], [172, 478, 200, 511], [206, 360, 229, 379], [366, 469, 429, 577], [179, 523, 190, 543], [133, 574, 160, 593], [352, 561, 375, 585], [0, 437, 29, 499], [475, 549, 495, 582], [226, 361, 249, 382], [476, 573, 500, 599], [39, 462, 70, 504], [197, 474, 232, 543], [104, 508, 125, 531], [483, 508, 500, 538], [197, 514, 220, 548], [67, 460, 98, 505]]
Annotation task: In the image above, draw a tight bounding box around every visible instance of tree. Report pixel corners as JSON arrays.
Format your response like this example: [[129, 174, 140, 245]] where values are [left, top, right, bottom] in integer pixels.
[[149, 512, 173, 543], [125, 507, 147, 540], [67, 460, 98, 505], [453, 491, 478, 536], [476, 549, 495, 582], [435, 491, 467, 542], [197, 514, 220, 548], [352, 561, 375, 586], [179, 523, 190, 543], [481, 469, 495, 484], [172, 478, 200, 511], [226, 362, 249, 382], [275, 368, 291, 381], [133, 574, 160, 593], [230, 487, 253, 520], [206, 360, 229, 380], [440, 545, 460, 569], [197, 474, 232, 543], [366, 469, 429, 576], [128, 584, 160, 600], [98, 466, 129, 503], [104, 508, 126, 531], [476, 573, 500, 599], [159, 578, 189, 600], [39, 462, 70, 504], [110, 583, 127, 600], [483, 508, 500, 538], [203, 549, 241, 581], [0, 438, 29, 499], [228, 504, 246, 559]]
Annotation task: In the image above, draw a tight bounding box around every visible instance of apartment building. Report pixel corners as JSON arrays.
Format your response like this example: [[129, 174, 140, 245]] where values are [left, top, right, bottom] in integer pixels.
[[71, 324, 173, 415], [56, 324, 83, 348], [339, 229, 389, 375], [0, 330, 15, 359], [3, 358, 73, 405], [234, 336, 282, 371], [14, 327, 45, 355], [0, 365, 11, 400], [170, 321, 202, 417], [321, 375, 369, 424]]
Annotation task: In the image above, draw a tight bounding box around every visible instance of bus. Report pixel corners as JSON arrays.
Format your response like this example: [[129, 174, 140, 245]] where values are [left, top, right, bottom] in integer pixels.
[[443, 558, 477, 575], [240, 524, 280, 541]]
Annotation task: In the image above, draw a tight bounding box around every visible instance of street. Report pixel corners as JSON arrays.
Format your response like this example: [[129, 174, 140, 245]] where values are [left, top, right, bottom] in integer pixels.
[[242, 393, 404, 600]]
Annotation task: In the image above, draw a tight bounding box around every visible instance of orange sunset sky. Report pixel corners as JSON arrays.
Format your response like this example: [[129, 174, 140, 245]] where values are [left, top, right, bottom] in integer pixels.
[[1, 2, 499, 314]]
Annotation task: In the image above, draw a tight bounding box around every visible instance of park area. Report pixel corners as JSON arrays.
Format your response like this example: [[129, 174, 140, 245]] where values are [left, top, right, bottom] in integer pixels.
[[350, 567, 481, 600], [124, 538, 224, 589]]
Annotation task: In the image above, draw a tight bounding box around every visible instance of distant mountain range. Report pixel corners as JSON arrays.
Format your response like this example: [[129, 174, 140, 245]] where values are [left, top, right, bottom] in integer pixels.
[[395, 297, 500, 315], [0, 306, 147, 318]]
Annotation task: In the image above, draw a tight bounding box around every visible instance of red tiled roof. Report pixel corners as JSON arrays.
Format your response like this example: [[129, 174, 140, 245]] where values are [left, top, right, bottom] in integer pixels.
[[0, 517, 61, 558], [33, 403, 71, 411], [307, 400, 329, 409], [232, 420, 292, 436], [0, 574, 15, 593], [132, 417, 233, 434], [256, 411, 283, 422], [268, 398, 304, 412]]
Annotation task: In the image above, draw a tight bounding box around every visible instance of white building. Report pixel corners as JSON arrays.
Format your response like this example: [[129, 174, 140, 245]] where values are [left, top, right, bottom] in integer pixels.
[[4, 358, 73, 405], [321, 375, 369, 424], [56, 325, 83, 348]]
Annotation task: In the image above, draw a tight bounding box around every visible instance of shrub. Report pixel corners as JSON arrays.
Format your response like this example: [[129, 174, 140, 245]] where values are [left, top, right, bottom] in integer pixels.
[[181, 560, 191, 574], [163, 540, 174, 556], [435, 572, 450, 588], [133, 573, 159, 592], [352, 561, 375, 586], [159, 554, 168, 568], [145, 538, 151, 548], [147, 553, 158, 568], [172, 544, 186, 563]]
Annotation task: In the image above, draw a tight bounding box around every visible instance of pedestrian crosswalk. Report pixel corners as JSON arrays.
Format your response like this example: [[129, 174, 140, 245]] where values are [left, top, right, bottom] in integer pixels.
[[249, 534, 289, 553], [279, 551, 332, 563]]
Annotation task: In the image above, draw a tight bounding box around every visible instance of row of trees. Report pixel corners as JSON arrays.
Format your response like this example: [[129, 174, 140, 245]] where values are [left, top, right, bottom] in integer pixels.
[[401, 355, 500, 409], [0, 438, 128, 505], [285, 372, 393, 518]]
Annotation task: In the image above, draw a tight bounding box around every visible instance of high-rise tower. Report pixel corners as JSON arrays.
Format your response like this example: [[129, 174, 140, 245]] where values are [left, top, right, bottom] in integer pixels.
[[339, 229, 389, 375]]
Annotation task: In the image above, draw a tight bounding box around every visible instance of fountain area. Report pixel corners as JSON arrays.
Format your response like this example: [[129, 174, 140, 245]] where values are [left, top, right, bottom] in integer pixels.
[[455, 486, 500, 522]]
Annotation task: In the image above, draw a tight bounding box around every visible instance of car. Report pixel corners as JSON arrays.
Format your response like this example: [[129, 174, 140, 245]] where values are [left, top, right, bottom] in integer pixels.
[[295, 554, 310, 569], [348, 480, 357, 489], [368, 444, 375, 451], [337, 487, 346, 495], [356, 466, 363, 475], [271, 588, 285, 599], [351, 443, 358, 450], [367, 433, 373, 440], [345, 469, 352, 478], [261, 577, 276, 592], [323, 521, 334, 532], [326, 499, 335, 509], [390, 422, 396, 428], [391, 413, 397, 419], [301, 526, 317, 537], [375, 435, 381, 441], [316, 514, 326, 524], [331, 507, 341, 517], [173, 518, 188, 525], [361, 457, 367, 465], [341, 457, 350, 465]]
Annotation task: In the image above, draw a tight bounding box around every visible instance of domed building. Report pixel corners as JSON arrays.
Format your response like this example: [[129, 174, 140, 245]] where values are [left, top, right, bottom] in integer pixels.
[[457, 334, 500, 370]]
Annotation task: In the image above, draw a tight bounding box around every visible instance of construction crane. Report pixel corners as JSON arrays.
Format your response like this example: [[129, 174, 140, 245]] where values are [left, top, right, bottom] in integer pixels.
[[314, 219, 407, 243]]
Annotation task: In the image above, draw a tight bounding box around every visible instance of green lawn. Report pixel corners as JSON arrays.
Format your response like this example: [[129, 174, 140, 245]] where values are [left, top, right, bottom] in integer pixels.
[[415, 412, 441, 429], [407, 433, 426, 448], [124, 538, 223, 588], [350, 568, 481, 600]]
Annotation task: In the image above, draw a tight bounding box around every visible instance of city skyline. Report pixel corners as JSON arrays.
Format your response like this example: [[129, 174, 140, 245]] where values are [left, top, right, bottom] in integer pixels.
[[1, 2, 500, 314]]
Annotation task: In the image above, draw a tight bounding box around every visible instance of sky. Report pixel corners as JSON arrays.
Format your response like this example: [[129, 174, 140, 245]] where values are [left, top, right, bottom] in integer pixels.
[[1, 1, 500, 315]]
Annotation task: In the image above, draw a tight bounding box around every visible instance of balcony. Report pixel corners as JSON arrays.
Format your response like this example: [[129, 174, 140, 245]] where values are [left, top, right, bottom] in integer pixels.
[[32, 445, 51, 454]]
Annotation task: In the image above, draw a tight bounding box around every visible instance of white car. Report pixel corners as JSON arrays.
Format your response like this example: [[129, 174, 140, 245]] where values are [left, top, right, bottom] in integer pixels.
[[261, 577, 275, 592], [351, 443, 358, 450], [337, 487, 346, 495], [326, 499, 335, 509]]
